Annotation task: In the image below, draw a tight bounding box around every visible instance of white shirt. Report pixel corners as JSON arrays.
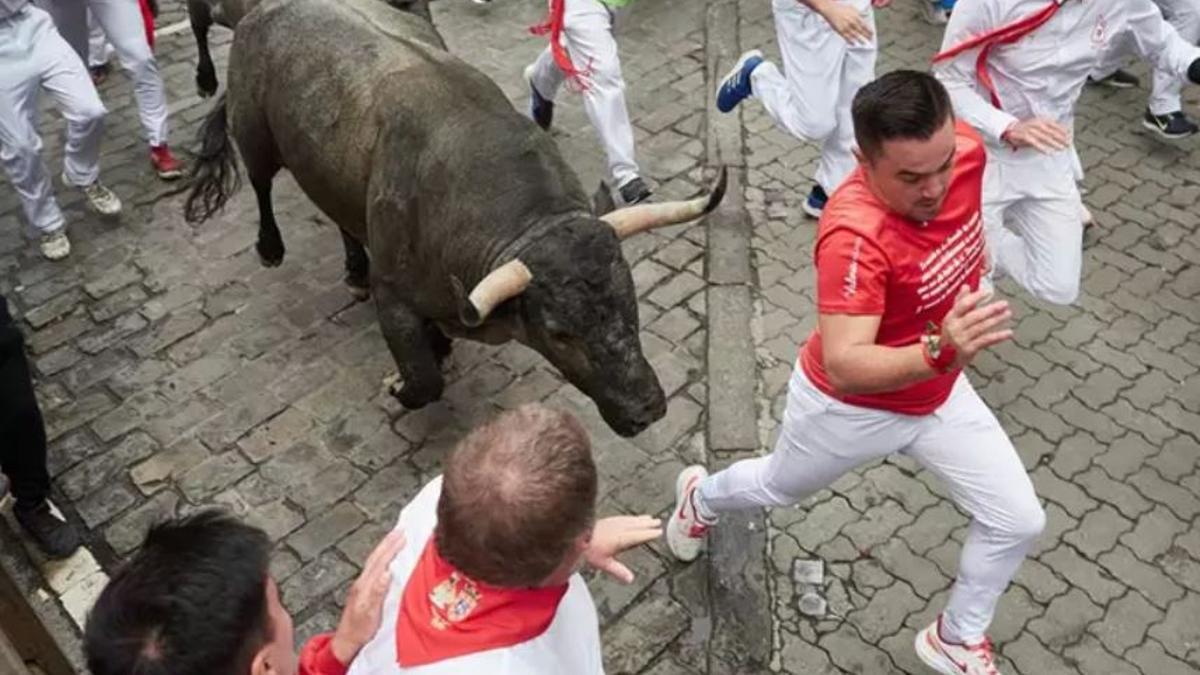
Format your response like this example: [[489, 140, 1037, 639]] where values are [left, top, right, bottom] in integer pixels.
[[347, 477, 606, 675], [935, 0, 1200, 148]]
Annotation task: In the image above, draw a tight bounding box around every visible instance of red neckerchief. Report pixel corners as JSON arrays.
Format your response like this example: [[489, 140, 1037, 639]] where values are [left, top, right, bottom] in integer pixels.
[[529, 0, 593, 91], [932, 0, 1066, 108], [395, 539, 569, 667]]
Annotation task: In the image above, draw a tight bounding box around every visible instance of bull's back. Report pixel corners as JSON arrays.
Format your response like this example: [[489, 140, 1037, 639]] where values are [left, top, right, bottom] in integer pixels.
[[228, 0, 467, 230]]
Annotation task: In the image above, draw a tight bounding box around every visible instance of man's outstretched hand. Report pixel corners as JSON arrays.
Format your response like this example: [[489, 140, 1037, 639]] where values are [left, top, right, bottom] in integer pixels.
[[331, 530, 407, 665], [584, 516, 663, 584]]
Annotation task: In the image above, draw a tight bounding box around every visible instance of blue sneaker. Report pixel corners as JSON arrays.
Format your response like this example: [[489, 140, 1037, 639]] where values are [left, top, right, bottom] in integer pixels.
[[716, 50, 764, 113], [523, 64, 554, 131], [802, 184, 828, 219]]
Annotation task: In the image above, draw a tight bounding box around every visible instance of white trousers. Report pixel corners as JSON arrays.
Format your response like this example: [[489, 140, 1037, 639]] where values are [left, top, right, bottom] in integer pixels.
[[0, 6, 106, 235], [87, 10, 114, 68], [528, 0, 639, 187], [983, 150, 1084, 305], [1093, 0, 1200, 115], [38, 0, 168, 145], [750, 0, 876, 192], [697, 365, 1045, 644]]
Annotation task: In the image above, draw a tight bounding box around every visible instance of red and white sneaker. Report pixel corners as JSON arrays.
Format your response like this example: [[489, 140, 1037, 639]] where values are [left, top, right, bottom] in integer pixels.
[[149, 144, 185, 180], [915, 616, 1003, 675], [666, 465, 713, 562]]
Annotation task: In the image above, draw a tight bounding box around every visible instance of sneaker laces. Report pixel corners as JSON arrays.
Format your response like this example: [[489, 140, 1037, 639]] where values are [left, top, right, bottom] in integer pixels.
[[965, 637, 999, 674]]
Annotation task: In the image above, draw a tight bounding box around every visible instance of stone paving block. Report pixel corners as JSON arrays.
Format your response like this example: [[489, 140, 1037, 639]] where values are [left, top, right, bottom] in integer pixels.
[[1125, 639, 1199, 675], [1013, 557, 1069, 605], [1147, 592, 1200, 662], [602, 590, 690, 675], [819, 624, 895, 674], [1040, 546, 1126, 606], [281, 551, 357, 616], [287, 502, 366, 562], [178, 451, 255, 503], [1089, 589, 1164, 655], [104, 490, 181, 554], [58, 432, 157, 501], [1002, 632, 1078, 675], [1027, 587, 1103, 651], [1063, 504, 1132, 559]]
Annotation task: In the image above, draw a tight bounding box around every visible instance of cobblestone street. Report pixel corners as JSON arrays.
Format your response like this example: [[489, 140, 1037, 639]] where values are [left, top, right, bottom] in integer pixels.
[[1, 0, 1198, 673]]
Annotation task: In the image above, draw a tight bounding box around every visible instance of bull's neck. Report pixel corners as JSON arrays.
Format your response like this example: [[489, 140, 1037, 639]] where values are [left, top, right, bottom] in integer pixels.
[[472, 209, 586, 280]]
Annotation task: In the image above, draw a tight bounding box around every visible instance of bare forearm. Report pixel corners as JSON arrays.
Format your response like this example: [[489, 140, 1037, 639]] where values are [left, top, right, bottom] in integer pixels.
[[825, 343, 936, 395], [799, 0, 835, 14]]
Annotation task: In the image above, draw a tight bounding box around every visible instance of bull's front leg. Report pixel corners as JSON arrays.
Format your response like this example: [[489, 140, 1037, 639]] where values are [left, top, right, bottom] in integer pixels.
[[374, 288, 445, 409]]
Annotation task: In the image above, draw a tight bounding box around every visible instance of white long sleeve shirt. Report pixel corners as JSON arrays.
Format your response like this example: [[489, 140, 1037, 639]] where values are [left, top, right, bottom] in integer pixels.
[[934, 0, 1200, 146]]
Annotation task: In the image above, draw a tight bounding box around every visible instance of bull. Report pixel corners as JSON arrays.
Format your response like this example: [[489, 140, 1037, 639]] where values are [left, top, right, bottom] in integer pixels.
[[184, 0, 726, 437], [187, 0, 432, 97]]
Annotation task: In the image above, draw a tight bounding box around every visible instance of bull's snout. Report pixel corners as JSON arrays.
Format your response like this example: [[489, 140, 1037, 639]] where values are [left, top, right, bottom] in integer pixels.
[[597, 376, 666, 438]]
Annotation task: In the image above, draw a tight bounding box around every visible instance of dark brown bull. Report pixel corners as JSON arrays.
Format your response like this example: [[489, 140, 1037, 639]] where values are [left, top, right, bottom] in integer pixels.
[[184, 0, 725, 437]]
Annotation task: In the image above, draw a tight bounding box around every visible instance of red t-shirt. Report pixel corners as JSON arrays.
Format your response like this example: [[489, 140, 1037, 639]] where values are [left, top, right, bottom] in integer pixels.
[[299, 634, 349, 675], [800, 121, 986, 415]]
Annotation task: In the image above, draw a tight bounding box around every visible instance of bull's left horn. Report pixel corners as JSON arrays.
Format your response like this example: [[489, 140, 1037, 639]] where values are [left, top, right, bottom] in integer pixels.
[[602, 166, 728, 240], [451, 259, 533, 327]]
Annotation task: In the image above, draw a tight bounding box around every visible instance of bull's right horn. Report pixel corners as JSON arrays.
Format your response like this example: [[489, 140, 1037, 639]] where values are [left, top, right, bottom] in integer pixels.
[[451, 259, 533, 327], [602, 166, 728, 240]]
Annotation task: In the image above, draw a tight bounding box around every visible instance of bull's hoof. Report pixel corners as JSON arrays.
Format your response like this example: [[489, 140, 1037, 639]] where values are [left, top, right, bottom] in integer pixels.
[[345, 279, 370, 302], [256, 239, 285, 267], [196, 70, 218, 99], [388, 380, 440, 409]]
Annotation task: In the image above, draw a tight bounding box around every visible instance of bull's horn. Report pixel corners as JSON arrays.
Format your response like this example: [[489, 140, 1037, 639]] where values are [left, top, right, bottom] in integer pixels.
[[602, 166, 728, 240], [451, 259, 533, 327]]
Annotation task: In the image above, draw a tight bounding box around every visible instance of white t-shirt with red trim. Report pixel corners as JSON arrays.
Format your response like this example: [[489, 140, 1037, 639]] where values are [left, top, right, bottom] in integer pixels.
[[346, 477, 605, 675]]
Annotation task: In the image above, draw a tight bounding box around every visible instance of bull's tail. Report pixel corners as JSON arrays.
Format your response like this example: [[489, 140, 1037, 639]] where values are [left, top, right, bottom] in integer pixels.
[[184, 94, 241, 224]]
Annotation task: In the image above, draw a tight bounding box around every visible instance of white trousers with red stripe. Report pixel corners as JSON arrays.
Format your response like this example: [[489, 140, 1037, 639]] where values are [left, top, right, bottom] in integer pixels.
[[696, 364, 1045, 644], [749, 0, 876, 194], [37, 0, 168, 146], [1092, 0, 1200, 115], [527, 0, 639, 189]]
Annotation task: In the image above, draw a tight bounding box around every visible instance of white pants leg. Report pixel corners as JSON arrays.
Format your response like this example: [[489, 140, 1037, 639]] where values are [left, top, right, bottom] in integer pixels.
[[527, 0, 638, 187], [86, 0, 167, 146], [1090, 29, 1131, 80], [983, 157, 1084, 305], [0, 6, 106, 234], [753, 0, 875, 192], [697, 365, 1043, 644], [1149, 0, 1200, 115], [903, 376, 1045, 643], [86, 9, 113, 68]]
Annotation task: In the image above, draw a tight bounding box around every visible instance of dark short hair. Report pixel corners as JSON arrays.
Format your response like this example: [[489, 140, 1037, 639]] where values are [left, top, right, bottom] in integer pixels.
[[436, 404, 597, 587], [852, 70, 954, 161], [85, 511, 273, 675]]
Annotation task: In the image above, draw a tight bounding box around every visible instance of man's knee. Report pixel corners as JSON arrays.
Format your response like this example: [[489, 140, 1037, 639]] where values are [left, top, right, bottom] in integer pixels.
[[1000, 501, 1046, 544]]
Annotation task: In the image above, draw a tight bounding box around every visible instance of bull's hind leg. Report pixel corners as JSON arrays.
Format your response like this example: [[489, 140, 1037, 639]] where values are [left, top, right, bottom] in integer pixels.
[[375, 287, 445, 408], [231, 111, 285, 266], [340, 228, 371, 301], [189, 0, 218, 97]]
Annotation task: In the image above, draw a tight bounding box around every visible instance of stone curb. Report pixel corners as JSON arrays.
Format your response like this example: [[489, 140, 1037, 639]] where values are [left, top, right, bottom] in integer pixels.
[[703, 0, 771, 672]]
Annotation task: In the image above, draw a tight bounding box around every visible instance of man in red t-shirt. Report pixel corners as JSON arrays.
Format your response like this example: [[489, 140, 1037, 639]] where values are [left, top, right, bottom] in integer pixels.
[[666, 71, 1045, 675]]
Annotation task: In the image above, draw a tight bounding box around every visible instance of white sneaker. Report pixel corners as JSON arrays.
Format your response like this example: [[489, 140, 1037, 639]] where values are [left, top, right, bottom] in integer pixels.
[[915, 617, 1003, 675], [40, 230, 71, 261], [64, 174, 122, 216], [919, 1, 950, 24], [666, 465, 713, 562]]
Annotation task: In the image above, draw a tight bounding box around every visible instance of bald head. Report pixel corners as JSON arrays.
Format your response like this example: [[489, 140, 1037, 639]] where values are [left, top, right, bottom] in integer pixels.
[[435, 404, 597, 587]]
